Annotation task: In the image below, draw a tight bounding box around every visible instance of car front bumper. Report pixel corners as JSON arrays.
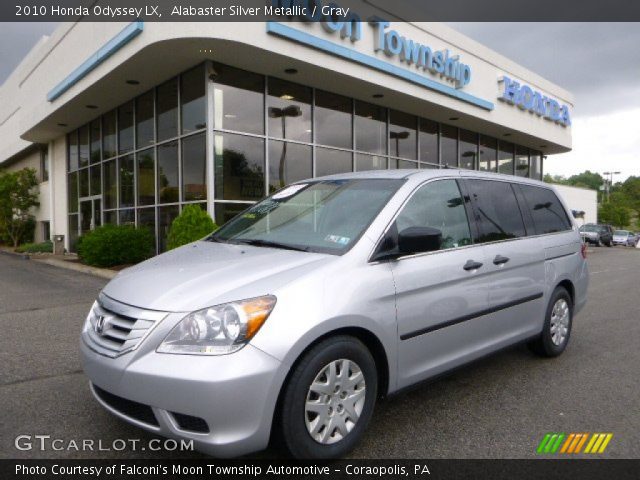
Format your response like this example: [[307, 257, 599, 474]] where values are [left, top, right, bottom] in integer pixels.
[[80, 336, 285, 457]]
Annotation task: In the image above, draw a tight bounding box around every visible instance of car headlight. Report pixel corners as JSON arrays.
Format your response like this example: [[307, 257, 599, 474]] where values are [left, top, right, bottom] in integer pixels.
[[83, 301, 99, 333], [157, 295, 277, 355]]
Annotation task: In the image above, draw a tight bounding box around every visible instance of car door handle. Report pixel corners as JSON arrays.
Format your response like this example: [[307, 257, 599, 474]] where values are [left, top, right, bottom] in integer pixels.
[[493, 255, 510, 265], [463, 260, 484, 271]]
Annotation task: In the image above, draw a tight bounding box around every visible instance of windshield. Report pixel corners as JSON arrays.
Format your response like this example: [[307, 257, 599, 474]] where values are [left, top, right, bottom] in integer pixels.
[[614, 230, 629, 236], [210, 179, 404, 254], [581, 225, 599, 232]]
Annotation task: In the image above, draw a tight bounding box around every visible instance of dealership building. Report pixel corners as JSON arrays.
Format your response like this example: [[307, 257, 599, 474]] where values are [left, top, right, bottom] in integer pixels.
[[0, 12, 577, 253]]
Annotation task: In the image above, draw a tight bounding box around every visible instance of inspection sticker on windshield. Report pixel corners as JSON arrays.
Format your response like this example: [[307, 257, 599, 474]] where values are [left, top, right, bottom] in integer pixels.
[[272, 184, 308, 200], [325, 234, 350, 245]]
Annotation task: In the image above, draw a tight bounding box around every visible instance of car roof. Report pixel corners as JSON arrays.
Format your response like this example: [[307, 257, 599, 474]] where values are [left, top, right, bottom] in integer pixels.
[[310, 168, 549, 187]]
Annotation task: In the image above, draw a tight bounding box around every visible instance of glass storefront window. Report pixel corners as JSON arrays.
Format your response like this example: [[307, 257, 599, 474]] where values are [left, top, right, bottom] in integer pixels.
[[530, 151, 542, 179], [316, 148, 352, 177], [459, 129, 478, 170], [157, 141, 179, 204], [118, 101, 134, 154], [136, 90, 154, 148], [391, 159, 418, 169], [68, 172, 78, 213], [419, 118, 438, 165], [515, 146, 529, 177], [356, 153, 387, 171], [268, 141, 312, 193], [214, 202, 247, 227], [214, 133, 265, 201], [79, 168, 89, 198], [90, 119, 101, 164], [119, 154, 135, 207], [103, 160, 117, 209], [89, 165, 101, 196], [181, 65, 206, 134], [68, 215, 79, 251], [268, 77, 312, 142], [158, 205, 180, 252], [315, 90, 352, 149], [441, 124, 458, 167], [479, 135, 497, 172], [137, 148, 155, 206], [119, 208, 135, 227], [68, 131, 79, 171], [78, 125, 89, 168], [389, 110, 417, 160], [355, 101, 386, 155], [157, 77, 178, 141], [213, 63, 264, 135], [104, 210, 117, 225], [498, 141, 514, 175], [138, 207, 157, 247], [102, 110, 117, 159], [182, 133, 207, 201]]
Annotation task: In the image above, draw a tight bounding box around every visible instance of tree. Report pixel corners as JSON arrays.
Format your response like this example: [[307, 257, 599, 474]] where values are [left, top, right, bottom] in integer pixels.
[[598, 202, 630, 229], [167, 204, 217, 250], [0, 168, 40, 247]]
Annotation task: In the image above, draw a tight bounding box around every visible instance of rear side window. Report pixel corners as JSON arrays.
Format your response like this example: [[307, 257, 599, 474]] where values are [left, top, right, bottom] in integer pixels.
[[466, 180, 526, 242], [520, 185, 571, 234]]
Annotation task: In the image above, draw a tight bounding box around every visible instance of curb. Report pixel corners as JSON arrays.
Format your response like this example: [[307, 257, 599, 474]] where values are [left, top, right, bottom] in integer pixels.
[[33, 257, 117, 280], [0, 248, 30, 260]]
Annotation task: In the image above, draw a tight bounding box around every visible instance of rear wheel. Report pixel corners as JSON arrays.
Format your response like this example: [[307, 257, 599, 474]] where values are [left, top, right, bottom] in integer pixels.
[[279, 336, 377, 459], [528, 287, 573, 358]]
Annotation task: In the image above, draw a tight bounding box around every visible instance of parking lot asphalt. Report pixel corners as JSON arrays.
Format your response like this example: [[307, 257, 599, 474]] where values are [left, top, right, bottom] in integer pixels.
[[1, 247, 638, 459]]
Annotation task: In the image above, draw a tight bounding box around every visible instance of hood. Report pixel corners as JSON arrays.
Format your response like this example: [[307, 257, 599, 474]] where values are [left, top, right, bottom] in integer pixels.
[[102, 241, 334, 312]]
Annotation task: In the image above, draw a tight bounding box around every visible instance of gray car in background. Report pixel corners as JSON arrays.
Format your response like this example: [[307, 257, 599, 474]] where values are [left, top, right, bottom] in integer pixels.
[[80, 170, 589, 459], [613, 230, 638, 247], [579, 224, 614, 247]]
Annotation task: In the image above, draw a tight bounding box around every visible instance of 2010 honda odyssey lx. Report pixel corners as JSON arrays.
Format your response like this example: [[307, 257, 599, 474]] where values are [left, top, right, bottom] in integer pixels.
[[81, 169, 589, 459]]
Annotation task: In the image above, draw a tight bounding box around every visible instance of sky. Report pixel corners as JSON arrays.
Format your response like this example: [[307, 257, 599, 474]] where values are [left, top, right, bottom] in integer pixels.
[[1, 21, 638, 182]]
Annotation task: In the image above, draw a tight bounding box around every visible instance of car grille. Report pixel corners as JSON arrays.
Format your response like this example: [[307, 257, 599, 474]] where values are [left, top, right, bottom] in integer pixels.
[[84, 294, 168, 358], [93, 385, 159, 426]]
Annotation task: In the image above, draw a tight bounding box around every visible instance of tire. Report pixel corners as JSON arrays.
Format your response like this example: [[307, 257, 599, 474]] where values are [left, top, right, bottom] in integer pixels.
[[606, 240, 613, 247], [279, 335, 377, 459], [596, 237, 603, 247], [528, 287, 573, 357]]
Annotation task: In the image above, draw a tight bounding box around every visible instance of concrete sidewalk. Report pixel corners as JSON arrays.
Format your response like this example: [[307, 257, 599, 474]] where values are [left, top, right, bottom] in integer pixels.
[[0, 247, 117, 279]]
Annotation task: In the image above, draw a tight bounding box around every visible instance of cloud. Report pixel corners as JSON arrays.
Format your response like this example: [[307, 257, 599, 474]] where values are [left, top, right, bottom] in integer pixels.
[[0, 22, 58, 85]]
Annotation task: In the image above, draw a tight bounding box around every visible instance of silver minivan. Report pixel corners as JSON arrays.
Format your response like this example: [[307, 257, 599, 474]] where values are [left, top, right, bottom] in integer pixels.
[[80, 169, 589, 459]]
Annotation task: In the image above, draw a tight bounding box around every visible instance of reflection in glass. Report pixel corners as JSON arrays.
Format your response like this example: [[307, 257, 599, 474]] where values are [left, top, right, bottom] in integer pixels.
[[89, 165, 101, 196], [479, 135, 497, 172], [356, 154, 387, 171], [419, 119, 438, 165], [515, 146, 529, 177], [268, 141, 312, 193], [119, 208, 135, 227], [315, 90, 352, 149], [119, 154, 134, 207], [268, 78, 311, 142], [157, 141, 179, 204], [118, 101, 134, 154], [138, 207, 157, 247], [136, 90, 154, 148], [182, 133, 207, 201], [355, 101, 386, 155], [157, 78, 178, 141], [389, 110, 417, 159], [104, 210, 117, 226], [158, 205, 179, 252], [78, 125, 89, 168], [530, 151, 542, 179], [68, 131, 79, 171], [214, 202, 247, 227], [137, 149, 155, 205], [79, 168, 89, 198], [90, 119, 101, 164], [316, 148, 352, 177], [214, 133, 265, 201], [213, 63, 264, 134], [441, 124, 458, 167], [68, 215, 79, 252], [498, 141, 514, 175], [459, 129, 478, 170], [103, 160, 117, 209], [68, 172, 78, 213], [390, 159, 418, 169], [102, 110, 117, 159], [181, 65, 206, 134]]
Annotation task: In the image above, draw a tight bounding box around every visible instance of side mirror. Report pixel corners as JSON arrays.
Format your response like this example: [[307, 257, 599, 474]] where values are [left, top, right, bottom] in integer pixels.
[[398, 227, 442, 255]]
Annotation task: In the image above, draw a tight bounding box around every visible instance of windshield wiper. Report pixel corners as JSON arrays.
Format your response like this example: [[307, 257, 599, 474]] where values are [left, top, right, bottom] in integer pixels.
[[233, 238, 310, 252]]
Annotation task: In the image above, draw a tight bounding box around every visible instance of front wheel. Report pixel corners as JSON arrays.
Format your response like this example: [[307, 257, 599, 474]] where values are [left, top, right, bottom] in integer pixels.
[[528, 287, 573, 357], [279, 336, 377, 459]]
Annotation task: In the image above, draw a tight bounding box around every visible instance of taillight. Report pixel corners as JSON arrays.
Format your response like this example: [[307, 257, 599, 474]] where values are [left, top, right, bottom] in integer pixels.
[[580, 242, 588, 259]]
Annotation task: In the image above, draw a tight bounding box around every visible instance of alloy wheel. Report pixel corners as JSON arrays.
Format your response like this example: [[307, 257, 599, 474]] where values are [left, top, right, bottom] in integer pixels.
[[550, 298, 570, 346]]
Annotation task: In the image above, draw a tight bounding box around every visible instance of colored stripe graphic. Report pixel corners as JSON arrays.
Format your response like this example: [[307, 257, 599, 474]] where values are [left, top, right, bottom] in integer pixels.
[[538, 433, 613, 454]]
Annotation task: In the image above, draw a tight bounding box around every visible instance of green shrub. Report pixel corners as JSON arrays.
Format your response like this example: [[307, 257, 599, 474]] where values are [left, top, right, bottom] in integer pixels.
[[167, 205, 217, 250], [16, 240, 52, 253], [77, 224, 154, 267]]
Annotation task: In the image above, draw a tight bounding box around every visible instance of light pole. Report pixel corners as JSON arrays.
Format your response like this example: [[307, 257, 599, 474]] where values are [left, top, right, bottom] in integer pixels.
[[602, 171, 621, 203], [269, 105, 302, 188], [389, 130, 410, 159]]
